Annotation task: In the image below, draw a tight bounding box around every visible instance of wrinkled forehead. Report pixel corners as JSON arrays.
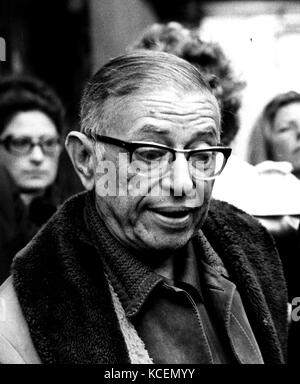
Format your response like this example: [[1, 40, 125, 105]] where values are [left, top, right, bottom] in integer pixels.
[[103, 87, 221, 140]]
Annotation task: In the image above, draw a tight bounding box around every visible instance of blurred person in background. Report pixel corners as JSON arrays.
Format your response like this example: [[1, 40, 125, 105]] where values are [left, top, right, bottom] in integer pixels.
[[248, 91, 300, 179], [247, 92, 300, 300], [247, 92, 300, 364], [0, 76, 64, 284]]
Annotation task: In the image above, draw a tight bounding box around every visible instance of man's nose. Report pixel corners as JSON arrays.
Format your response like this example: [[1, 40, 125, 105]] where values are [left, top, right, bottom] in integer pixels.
[[29, 144, 45, 163], [162, 153, 194, 197]]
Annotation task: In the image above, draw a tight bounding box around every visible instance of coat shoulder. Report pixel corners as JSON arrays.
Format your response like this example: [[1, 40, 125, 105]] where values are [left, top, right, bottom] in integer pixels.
[[0, 277, 41, 364], [210, 199, 260, 224], [208, 199, 276, 243]]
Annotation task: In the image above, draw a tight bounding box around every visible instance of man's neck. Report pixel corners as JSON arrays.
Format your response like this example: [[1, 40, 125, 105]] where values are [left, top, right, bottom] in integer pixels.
[[153, 257, 175, 280], [144, 246, 190, 281]]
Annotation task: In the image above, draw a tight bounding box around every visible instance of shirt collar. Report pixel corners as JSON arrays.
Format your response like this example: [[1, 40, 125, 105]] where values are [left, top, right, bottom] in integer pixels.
[[103, 232, 227, 318], [101, 239, 202, 318], [100, 247, 164, 318]]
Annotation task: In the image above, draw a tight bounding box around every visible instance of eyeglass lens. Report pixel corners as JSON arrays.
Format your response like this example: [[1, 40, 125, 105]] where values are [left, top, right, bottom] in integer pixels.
[[131, 146, 225, 179]]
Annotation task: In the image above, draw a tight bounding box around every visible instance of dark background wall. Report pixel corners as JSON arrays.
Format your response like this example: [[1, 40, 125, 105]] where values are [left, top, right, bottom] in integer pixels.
[[0, 0, 92, 199]]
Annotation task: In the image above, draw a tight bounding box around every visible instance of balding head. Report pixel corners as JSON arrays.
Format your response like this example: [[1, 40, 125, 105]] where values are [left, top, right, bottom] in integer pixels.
[[80, 51, 219, 137]]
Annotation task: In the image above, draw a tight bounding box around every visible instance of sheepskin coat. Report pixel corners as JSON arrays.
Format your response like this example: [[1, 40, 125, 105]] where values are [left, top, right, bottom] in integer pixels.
[[0, 191, 288, 364]]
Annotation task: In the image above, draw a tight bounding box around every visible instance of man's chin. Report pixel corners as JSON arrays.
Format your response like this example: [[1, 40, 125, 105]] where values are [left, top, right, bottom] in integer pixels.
[[141, 232, 194, 253]]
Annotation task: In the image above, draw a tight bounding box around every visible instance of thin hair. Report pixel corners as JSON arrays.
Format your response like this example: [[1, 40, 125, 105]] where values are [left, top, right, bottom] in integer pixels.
[[80, 51, 217, 138]]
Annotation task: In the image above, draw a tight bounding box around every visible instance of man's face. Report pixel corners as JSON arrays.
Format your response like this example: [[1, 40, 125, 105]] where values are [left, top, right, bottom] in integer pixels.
[[270, 102, 300, 175], [94, 89, 220, 253], [0, 110, 60, 193]]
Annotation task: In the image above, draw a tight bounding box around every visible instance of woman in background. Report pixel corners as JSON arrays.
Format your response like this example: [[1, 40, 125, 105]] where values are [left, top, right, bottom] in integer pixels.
[[248, 91, 300, 364], [248, 91, 300, 180], [0, 76, 65, 284]]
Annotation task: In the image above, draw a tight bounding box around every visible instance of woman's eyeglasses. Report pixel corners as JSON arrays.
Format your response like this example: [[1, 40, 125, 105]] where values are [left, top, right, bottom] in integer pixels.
[[0, 135, 61, 156]]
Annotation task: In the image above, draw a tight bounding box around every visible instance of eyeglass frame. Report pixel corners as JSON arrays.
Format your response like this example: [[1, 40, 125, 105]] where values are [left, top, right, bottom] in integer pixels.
[[0, 134, 62, 156], [88, 134, 232, 180]]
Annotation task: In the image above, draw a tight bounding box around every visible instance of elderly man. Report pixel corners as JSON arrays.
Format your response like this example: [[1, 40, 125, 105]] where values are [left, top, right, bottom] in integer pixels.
[[0, 52, 287, 364]]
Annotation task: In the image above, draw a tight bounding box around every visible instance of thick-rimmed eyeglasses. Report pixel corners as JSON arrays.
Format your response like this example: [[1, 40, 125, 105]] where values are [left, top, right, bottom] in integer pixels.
[[89, 134, 232, 181], [0, 135, 61, 156]]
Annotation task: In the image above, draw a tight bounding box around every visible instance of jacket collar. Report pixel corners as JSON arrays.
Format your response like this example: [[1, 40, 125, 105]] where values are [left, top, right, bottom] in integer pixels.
[[200, 258, 264, 364]]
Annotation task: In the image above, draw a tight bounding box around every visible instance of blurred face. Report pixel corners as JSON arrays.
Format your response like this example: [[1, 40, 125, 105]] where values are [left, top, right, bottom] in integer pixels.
[[0, 110, 61, 193], [270, 102, 300, 176], [93, 89, 220, 253]]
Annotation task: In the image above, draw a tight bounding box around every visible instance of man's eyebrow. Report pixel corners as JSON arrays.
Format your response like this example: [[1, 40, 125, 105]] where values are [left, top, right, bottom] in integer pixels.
[[133, 124, 170, 136], [187, 129, 219, 145]]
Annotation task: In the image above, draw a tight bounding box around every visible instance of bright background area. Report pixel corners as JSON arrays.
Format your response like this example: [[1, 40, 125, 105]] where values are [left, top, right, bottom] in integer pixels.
[[199, 1, 300, 159]]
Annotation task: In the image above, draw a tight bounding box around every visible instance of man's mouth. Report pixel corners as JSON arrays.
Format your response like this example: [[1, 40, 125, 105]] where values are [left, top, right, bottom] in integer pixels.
[[148, 207, 198, 228], [152, 209, 190, 218]]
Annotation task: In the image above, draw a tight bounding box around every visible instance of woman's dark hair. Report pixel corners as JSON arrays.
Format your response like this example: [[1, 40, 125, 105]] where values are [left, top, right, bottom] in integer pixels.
[[129, 22, 245, 145], [248, 91, 300, 164], [262, 91, 300, 127], [0, 75, 65, 136]]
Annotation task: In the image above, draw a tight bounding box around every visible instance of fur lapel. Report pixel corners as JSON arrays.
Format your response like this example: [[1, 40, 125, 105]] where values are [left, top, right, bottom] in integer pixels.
[[203, 200, 287, 363], [12, 192, 130, 364]]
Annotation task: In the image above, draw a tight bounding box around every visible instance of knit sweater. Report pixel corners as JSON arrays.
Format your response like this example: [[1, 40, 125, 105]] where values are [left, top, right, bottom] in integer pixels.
[[11, 191, 288, 364]]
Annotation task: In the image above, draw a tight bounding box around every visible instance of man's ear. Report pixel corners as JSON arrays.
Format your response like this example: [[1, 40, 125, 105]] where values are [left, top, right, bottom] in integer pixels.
[[65, 131, 95, 190]]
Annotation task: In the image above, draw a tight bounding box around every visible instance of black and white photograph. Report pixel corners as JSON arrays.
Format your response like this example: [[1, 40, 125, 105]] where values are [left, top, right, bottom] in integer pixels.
[[0, 0, 299, 370]]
